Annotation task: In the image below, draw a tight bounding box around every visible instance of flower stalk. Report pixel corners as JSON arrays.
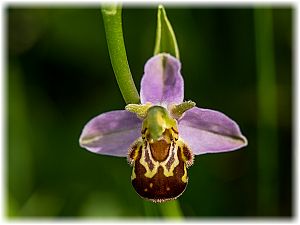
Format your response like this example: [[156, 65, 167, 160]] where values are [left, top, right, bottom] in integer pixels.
[[101, 4, 140, 104], [159, 200, 183, 218]]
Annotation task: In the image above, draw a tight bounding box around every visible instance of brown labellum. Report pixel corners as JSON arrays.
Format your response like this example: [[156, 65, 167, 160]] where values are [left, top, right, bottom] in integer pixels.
[[128, 128, 193, 203]]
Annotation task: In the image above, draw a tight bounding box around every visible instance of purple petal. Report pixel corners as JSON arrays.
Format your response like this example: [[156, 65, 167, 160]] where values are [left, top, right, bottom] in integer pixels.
[[79, 110, 142, 157], [178, 107, 247, 155], [140, 53, 184, 106]]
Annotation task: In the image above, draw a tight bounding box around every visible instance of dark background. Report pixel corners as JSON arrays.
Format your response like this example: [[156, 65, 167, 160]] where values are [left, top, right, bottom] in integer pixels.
[[7, 6, 292, 217]]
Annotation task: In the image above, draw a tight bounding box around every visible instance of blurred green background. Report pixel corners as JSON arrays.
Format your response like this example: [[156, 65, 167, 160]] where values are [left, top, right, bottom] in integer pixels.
[[7, 6, 292, 217]]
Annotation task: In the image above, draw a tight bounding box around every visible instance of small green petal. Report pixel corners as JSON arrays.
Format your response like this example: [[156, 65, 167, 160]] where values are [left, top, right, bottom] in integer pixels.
[[170, 100, 196, 119], [125, 103, 152, 118]]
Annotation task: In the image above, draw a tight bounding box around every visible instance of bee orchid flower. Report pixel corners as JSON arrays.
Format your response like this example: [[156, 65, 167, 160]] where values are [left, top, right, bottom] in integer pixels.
[[79, 53, 247, 203]]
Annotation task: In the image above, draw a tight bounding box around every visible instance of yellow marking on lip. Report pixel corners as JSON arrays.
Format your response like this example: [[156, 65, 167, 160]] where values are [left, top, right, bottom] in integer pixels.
[[181, 164, 188, 183], [160, 142, 179, 177], [144, 188, 148, 192], [150, 183, 153, 188], [139, 143, 159, 178], [127, 138, 143, 165], [139, 135, 181, 179], [131, 165, 136, 180], [132, 148, 139, 161]]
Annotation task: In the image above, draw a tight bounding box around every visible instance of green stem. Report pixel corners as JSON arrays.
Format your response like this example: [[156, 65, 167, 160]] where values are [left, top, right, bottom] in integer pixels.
[[143, 200, 183, 218], [159, 200, 184, 218], [254, 8, 278, 216], [143, 201, 160, 217], [101, 4, 140, 104]]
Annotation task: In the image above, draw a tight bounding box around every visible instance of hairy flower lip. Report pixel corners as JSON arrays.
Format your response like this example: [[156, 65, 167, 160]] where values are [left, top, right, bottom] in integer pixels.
[[79, 53, 247, 157]]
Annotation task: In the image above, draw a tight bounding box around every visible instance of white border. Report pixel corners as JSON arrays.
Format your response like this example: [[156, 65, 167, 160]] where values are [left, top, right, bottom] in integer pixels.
[[295, 0, 299, 221], [0, 0, 298, 224], [0, 0, 298, 6]]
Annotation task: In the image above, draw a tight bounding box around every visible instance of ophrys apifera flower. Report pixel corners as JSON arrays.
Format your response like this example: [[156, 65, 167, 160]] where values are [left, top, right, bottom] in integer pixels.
[[79, 53, 247, 203]]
